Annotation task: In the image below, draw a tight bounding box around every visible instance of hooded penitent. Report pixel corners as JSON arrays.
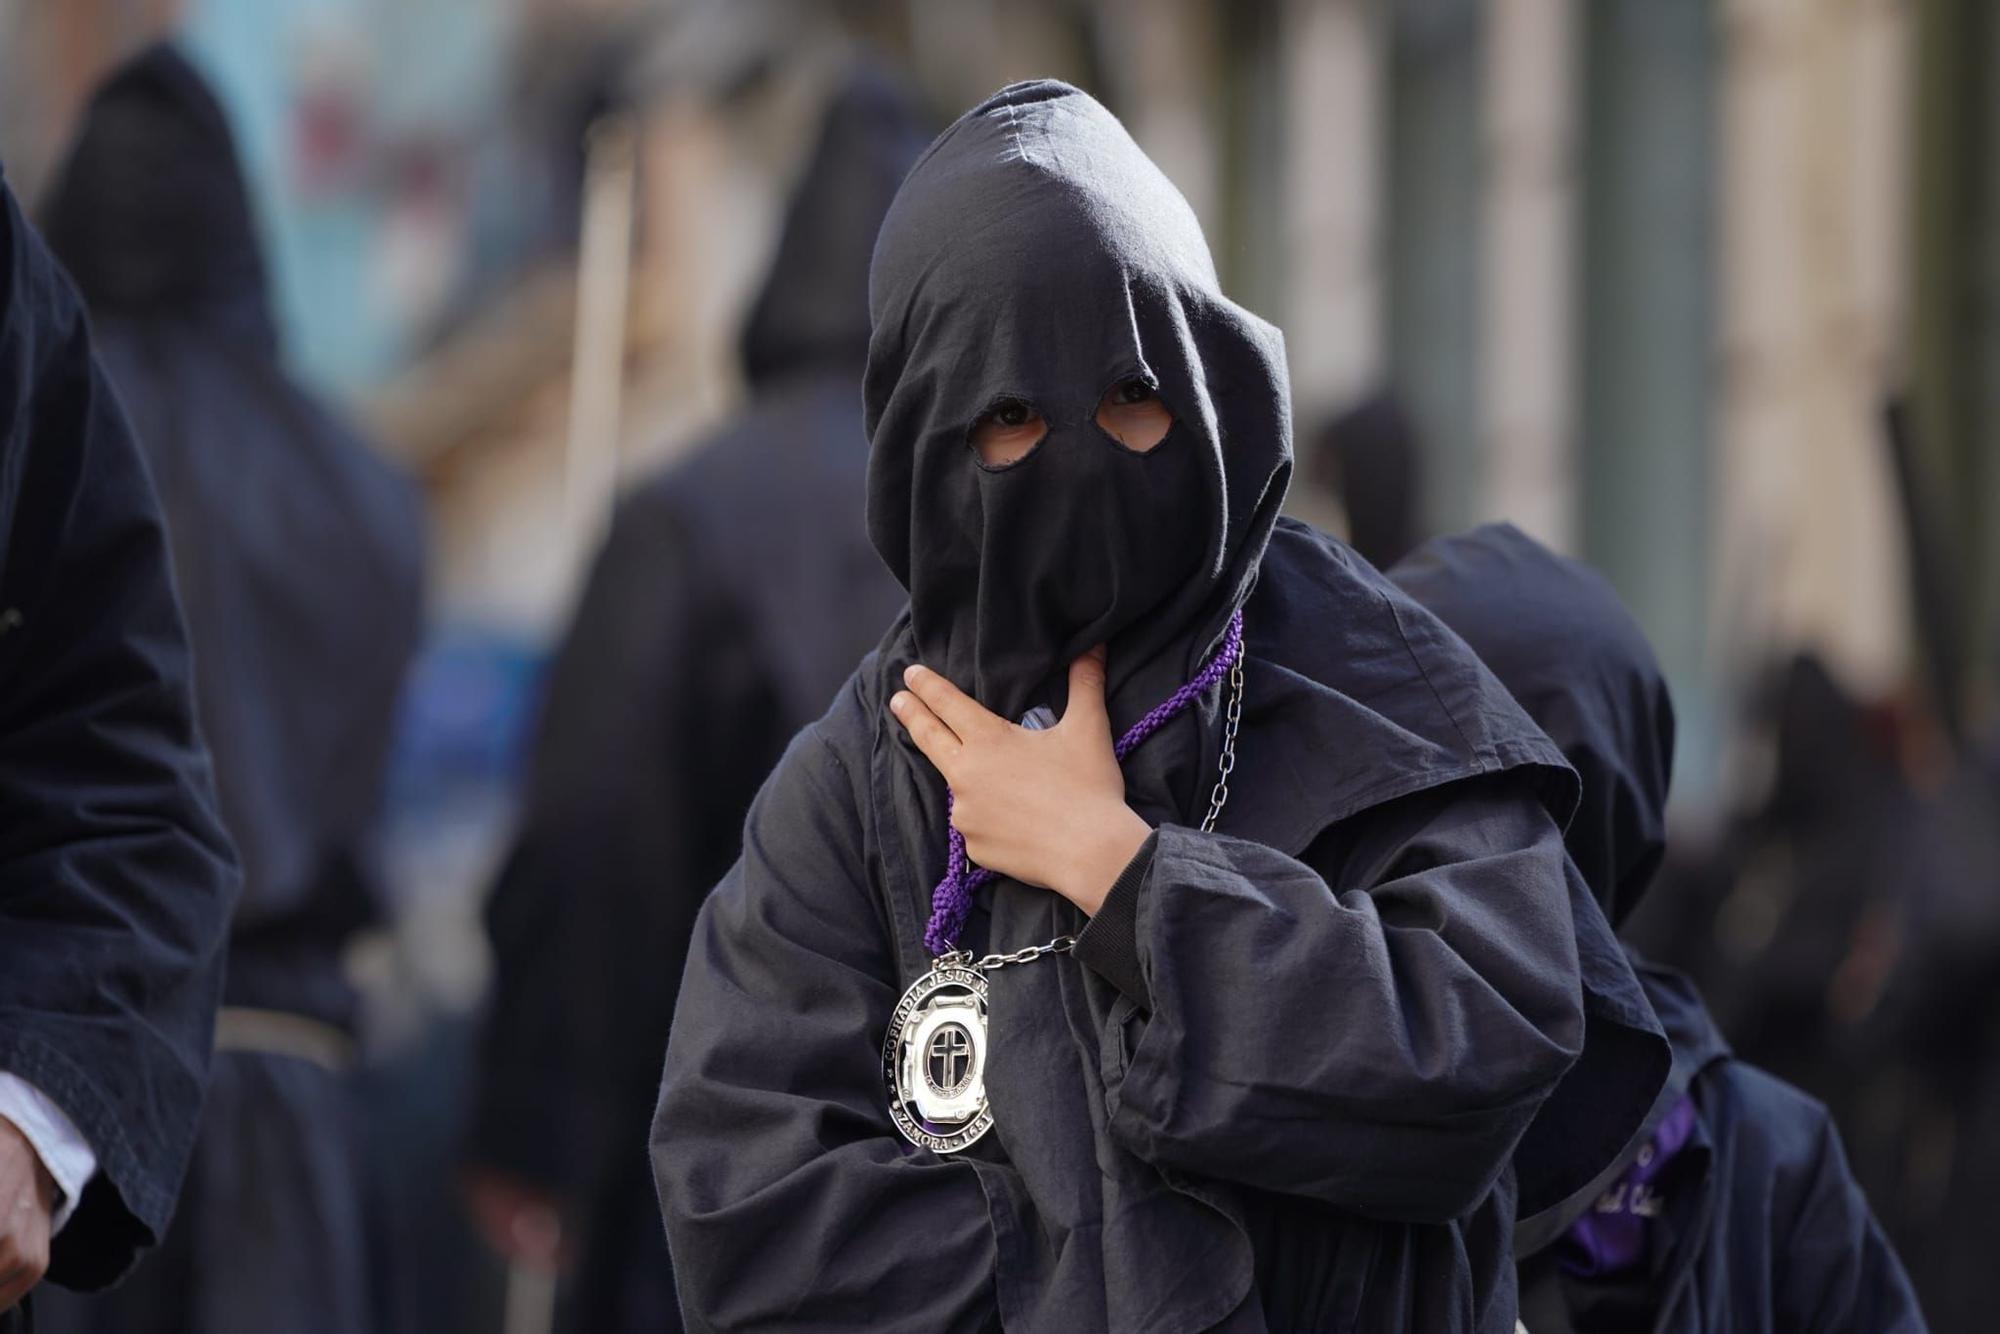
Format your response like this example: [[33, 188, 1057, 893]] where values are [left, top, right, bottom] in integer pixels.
[[659, 83, 1602, 1333], [1394, 523, 1926, 1334], [41, 42, 424, 1016]]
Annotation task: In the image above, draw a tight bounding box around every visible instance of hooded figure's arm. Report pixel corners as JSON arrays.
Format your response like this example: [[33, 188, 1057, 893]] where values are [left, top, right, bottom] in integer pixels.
[[1075, 770, 1583, 1223], [0, 176, 239, 1288], [1770, 1092, 1929, 1333], [653, 717, 1001, 1334]]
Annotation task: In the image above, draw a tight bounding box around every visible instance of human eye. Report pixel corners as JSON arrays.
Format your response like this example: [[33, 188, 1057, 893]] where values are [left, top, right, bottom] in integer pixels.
[[1095, 378, 1172, 452], [969, 398, 1047, 466]]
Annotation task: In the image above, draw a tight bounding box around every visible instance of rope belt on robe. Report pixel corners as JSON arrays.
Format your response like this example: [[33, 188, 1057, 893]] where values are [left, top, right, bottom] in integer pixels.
[[213, 1006, 357, 1074]]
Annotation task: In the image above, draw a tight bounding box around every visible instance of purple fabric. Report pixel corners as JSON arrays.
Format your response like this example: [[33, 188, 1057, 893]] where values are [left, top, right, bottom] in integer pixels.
[[922, 610, 1246, 954], [1559, 1092, 1698, 1277]]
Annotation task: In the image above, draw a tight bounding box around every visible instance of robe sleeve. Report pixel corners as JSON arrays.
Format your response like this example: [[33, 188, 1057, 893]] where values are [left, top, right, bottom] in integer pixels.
[[1083, 772, 1583, 1224], [0, 176, 238, 1288], [653, 722, 1002, 1334], [1773, 1099, 1929, 1333]]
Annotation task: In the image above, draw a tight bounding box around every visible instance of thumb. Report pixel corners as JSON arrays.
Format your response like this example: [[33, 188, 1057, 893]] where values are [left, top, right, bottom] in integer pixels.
[[1061, 645, 1109, 729]]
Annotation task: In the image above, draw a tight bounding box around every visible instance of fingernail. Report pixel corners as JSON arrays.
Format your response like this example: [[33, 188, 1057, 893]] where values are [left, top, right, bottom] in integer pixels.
[[889, 692, 907, 714], [903, 664, 923, 685]]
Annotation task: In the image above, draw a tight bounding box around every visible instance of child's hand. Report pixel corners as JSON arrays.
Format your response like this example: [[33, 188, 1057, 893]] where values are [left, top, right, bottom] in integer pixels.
[[890, 647, 1152, 915]]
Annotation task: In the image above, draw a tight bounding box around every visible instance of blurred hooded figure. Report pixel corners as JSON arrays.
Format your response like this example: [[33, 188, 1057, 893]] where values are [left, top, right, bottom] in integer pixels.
[[1299, 389, 1423, 571], [1392, 523, 1927, 1334], [462, 64, 928, 1332], [652, 81, 1606, 1333], [0, 173, 238, 1328], [35, 42, 425, 1334]]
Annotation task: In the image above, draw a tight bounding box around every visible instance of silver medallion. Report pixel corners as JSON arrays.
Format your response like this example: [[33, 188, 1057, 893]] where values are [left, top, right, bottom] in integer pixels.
[[883, 956, 993, 1154]]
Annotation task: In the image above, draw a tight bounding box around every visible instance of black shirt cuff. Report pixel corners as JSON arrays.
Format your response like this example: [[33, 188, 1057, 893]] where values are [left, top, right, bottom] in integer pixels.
[[1072, 831, 1158, 1010]]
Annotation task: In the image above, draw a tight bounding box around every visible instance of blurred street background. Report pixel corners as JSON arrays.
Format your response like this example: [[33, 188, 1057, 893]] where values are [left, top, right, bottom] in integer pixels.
[[4, 0, 1997, 1329]]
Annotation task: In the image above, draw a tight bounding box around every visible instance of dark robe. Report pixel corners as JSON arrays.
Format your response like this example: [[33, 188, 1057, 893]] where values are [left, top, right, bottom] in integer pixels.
[[32, 43, 424, 1334], [1631, 651, 2000, 1330], [466, 65, 925, 1332], [1392, 522, 1927, 1333], [1514, 963, 1928, 1334], [0, 172, 238, 1302], [1877, 748, 2000, 1331], [656, 82, 1594, 1332]]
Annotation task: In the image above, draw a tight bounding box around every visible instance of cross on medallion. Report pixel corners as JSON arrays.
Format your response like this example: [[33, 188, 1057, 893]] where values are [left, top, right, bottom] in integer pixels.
[[927, 1024, 973, 1093]]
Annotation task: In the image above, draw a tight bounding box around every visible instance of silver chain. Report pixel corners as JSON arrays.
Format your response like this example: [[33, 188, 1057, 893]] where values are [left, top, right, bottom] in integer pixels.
[[974, 646, 1245, 975], [1198, 651, 1244, 835], [964, 935, 1076, 971]]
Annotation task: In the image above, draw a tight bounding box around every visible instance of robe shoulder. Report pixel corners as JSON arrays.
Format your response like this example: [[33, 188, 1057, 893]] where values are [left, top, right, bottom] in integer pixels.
[[1234, 519, 1578, 858], [1264, 518, 1574, 783], [790, 648, 891, 804]]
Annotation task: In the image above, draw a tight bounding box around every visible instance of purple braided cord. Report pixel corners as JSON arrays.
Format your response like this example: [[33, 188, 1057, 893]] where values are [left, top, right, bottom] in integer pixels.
[[923, 609, 1246, 955]]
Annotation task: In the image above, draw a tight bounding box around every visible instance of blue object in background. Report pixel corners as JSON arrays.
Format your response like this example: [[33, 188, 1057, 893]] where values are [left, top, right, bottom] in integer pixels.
[[385, 624, 545, 823], [180, 0, 526, 399]]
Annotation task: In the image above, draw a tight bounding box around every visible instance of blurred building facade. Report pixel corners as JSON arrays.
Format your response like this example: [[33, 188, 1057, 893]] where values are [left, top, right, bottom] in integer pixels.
[[8, 0, 1988, 802]]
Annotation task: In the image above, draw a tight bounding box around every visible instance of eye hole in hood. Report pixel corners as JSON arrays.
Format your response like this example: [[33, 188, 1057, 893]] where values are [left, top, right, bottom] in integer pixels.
[[1096, 376, 1173, 453], [969, 397, 1048, 468]]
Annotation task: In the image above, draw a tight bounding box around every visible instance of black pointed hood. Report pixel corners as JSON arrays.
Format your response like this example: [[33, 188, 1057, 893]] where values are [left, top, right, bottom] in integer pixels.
[[41, 41, 276, 346], [1393, 523, 1677, 927], [864, 79, 1291, 728], [738, 64, 931, 388]]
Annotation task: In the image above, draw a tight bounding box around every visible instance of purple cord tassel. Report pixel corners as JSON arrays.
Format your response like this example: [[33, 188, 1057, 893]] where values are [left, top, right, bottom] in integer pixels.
[[923, 609, 1245, 955]]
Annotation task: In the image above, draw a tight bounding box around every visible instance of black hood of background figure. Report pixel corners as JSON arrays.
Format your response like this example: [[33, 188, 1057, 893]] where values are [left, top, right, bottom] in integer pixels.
[[41, 41, 276, 346], [864, 80, 1292, 724], [1392, 523, 1676, 926], [739, 63, 931, 388], [1393, 523, 1677, 1242]]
